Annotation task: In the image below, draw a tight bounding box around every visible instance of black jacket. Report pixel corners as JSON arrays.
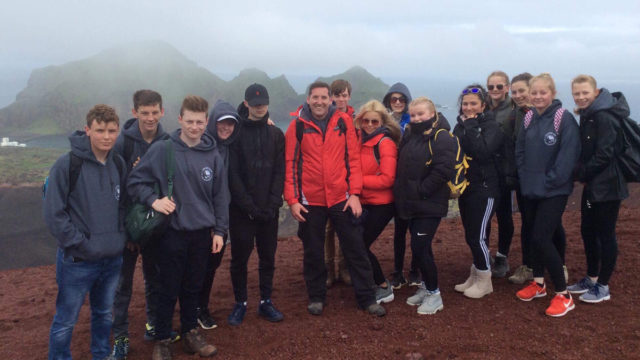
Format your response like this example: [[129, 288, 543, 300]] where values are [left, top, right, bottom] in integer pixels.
[[228, 103, 285, 219], [394, 115, 457, 220], [577, 88, 629, 202], [453, 111, 504, 198]]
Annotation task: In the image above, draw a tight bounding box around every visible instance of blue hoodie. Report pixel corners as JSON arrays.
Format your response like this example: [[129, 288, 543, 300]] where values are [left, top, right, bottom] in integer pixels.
[[383, 82, 413, 133], [113, 117, 169, 169], [43, 131, 126, 261], [515, 99, 581, 199], [126, 130, 229, 235]]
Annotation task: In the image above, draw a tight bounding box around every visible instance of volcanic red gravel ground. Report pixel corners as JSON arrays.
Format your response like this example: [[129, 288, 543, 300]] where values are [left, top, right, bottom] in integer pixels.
[[1, 186, 640, 359]]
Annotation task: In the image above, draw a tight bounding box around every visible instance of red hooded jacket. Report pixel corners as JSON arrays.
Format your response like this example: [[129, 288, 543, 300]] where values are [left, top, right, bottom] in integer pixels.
[[284, 105, 362, 208]]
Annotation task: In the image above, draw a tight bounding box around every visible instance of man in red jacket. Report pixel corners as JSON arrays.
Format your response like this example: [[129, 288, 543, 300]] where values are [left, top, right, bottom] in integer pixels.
[[284, 81, 385, 317]]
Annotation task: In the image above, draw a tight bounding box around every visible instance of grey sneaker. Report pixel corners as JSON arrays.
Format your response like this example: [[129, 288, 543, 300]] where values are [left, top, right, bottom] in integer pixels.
[[579, 283, 610, 303], [375, 283, 395, 304], [406, 283, 428, 306], [307, 302, 323, 315], [567, 276, 596, 295], [417, 289, 443, 315], [366, 303, 386, 317], [508, 265, 533, 284], [492, 256, 509, 278], [408, 270, 422, 287]]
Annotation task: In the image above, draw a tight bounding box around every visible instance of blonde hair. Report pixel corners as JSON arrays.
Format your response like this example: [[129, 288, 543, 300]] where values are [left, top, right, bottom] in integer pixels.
[[571, 74, 597, 90], [530, 73, 556, 94], [487, 70, 509, 85], [355, 100, 402, 144], [409, 96, 440, 122]]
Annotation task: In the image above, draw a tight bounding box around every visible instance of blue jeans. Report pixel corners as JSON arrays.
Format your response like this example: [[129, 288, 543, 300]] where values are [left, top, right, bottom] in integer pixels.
[[49, 248, 123, 360]]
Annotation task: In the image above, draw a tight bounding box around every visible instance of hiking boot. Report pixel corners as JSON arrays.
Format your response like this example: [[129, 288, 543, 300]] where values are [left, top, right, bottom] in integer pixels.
[[492, 256, 509, 278], [375, 283, 395, 304], [417, 289, 443, 315], [110, 336, 129, 360], [406, 282, 428, 306], [464, 268, 493, 299], [517, 281, 547, 301], [152, 339, 172, 360], [144, 323, 180, 342], [227, 302, 247, 326], [366, 303, 386, 317], [454, 265, 476, 293], [258, 299, 284, 322], [508, 265, 533, 284], [408, 269, 422, 287], [307, 302, 324, 316], [197, 308, 217, 330], [579, 283, 611, 303], [545, 294, 575, 317], [563, 265, 569, 283], [325, 261, 335, 288], [182, 328, 217, 357], [389, 271, 407, 289], [567, 276, 596, 295]]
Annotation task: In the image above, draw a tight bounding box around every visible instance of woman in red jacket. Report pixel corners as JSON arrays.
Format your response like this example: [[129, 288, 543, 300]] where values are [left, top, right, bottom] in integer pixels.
[[354, 100, 401, 304]]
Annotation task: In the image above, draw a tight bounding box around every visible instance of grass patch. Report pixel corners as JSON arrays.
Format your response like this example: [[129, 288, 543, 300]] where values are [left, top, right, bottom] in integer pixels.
[[0, 147, 66, 184]]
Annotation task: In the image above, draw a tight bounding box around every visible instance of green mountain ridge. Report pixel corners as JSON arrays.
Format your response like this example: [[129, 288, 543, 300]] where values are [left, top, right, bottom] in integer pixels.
[[0, 41, 389, 138]]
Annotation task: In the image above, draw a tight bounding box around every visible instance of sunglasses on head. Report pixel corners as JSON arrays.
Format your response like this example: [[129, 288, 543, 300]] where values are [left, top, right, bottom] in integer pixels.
[[462, 87, 482, 95], [487, 84, 505, 91], [361, 118, 380, 126], [390, 96, 406, 104]]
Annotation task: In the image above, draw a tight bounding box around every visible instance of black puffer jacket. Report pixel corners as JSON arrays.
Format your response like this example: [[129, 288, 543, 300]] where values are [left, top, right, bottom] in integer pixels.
[[453, 111, 504, 198], [577, 88, 629, 202], [394, 115, 457, 219], [228, 102, 285, 218]]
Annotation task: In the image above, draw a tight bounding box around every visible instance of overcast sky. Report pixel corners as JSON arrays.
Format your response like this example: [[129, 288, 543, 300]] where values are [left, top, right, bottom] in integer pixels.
[[1, 0, 639, 103]]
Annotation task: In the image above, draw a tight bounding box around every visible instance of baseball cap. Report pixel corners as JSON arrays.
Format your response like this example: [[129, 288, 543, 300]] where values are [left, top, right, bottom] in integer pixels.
[[245, 83, 269, 106]]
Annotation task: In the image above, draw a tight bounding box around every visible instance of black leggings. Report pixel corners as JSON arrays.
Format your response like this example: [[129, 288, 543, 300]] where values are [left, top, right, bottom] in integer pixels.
[[521, 195, 568, 292], [362, 204, 395, 285], [409, 217, 442, 292], [198, 242, 227, 311], [459, 191, 495, 271], [393, 216, 419, 274], [581, 192, 621, 286]]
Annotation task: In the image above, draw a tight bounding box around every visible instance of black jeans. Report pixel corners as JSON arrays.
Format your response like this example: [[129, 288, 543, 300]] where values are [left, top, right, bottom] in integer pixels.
[[229, 207, 279, 303], [459, 191, 495, 271], [154, 228, 211, 339], [362, 204, 395, 285], [521, 195, 568, 292], [198, 241, 227, 311], [581, 192, 621, 286], [392, 216, 419, 274], [409, 217, 442, 291], [298, 201, 376, 308], [494, 187, 515, 256]]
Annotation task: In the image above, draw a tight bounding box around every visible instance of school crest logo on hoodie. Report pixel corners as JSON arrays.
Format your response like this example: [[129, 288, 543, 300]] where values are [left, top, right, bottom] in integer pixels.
[[201, 167, 214, 182], [544, 132, 557, 146]]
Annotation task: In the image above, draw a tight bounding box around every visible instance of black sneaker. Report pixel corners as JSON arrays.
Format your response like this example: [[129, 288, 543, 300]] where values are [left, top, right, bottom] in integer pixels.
[[227, 302, 247, 326], [408, 270, 422, 287], [389, 271, 407, 289], [144, 322, 181, 342], [197, 307, 218, 330], [110, 335, 129, 359], [258, 299, 284, 322], [492, 256, 509, 278]]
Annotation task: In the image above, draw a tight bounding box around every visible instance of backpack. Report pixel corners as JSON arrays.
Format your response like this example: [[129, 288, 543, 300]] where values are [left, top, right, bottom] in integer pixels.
[[523, 108, 565, 133], [612, 113, 640, 182], [427, 129, 469, 199], [43, 152, 125, 200], [372, 136, 389, 165]]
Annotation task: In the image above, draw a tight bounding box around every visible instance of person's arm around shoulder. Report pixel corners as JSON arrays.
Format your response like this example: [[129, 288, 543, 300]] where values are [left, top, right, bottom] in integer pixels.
[[43, 154, 88, 250]]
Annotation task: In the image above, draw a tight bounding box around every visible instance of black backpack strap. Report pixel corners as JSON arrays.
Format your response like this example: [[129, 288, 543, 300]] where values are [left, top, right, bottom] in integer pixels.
[[68, 152, 84, 194], [373, 136, 389, 165], [122, 135, 134, 165]]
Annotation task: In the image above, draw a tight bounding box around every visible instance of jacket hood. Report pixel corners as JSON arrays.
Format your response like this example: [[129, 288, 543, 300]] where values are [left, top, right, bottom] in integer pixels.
[[68, 131, 107, 164], [170, 129, 217, 152], [237, 101, 270, 127], [121, 117, 166, 142], [383, 82, 412, 111], [207, 100, 241, 146], [436, 112, 451, 131], [582, 88, 631, 119], [299, 103, 337, 123]]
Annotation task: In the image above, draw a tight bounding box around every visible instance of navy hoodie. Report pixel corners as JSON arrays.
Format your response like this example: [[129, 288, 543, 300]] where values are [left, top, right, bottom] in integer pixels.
[[515, 99, 581, 199], [113, 118, 169, 169], [43, 131, 126, 261], [127, 130, 229, 236]]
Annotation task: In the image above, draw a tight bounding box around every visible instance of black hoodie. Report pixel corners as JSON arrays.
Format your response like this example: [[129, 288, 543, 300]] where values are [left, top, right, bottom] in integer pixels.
[[577, 88, 629, 202], [228, 102, 285, 218]]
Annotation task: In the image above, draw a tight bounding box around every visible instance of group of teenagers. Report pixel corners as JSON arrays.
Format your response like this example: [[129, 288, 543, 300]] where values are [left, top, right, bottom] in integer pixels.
[[42, 70, 629, 360]]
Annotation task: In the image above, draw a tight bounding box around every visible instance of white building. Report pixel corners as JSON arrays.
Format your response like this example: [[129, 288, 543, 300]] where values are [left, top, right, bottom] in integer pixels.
[[1, 137, 27, 147]]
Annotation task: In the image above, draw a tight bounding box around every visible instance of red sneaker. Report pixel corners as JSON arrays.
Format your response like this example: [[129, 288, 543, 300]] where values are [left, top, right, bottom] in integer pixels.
[[516, 281, 547, 301], [545, 294, 575, 317]]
